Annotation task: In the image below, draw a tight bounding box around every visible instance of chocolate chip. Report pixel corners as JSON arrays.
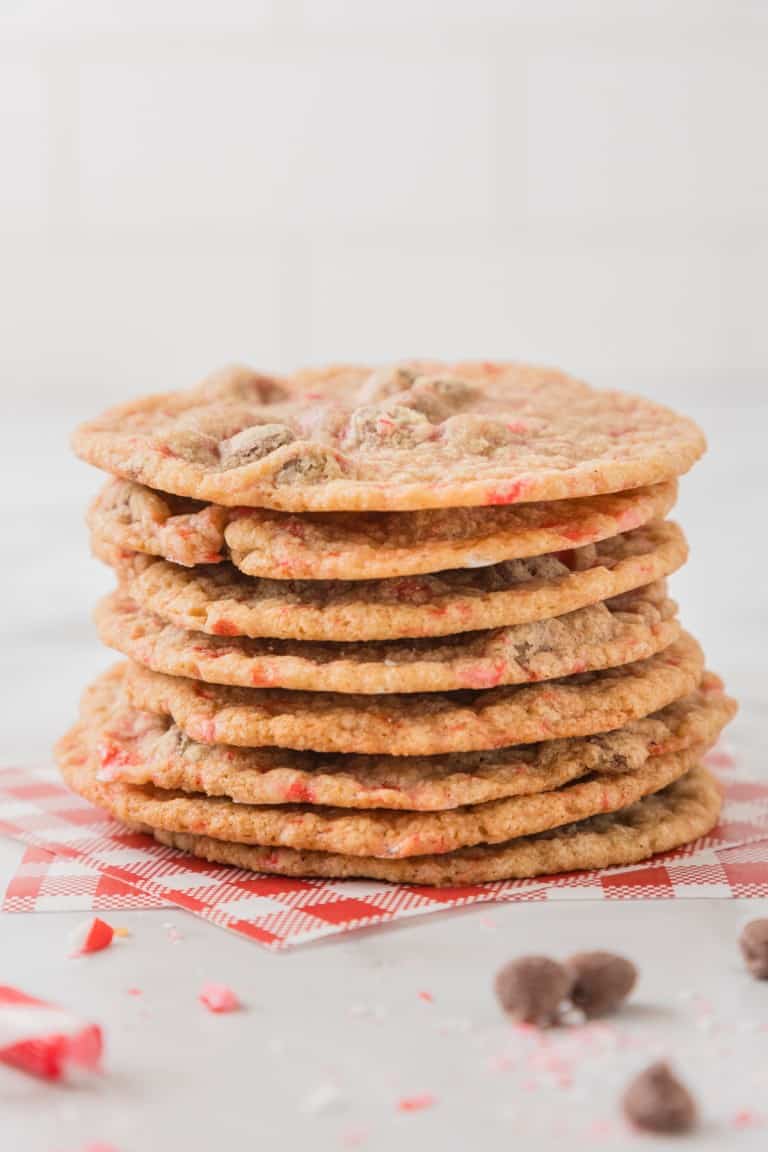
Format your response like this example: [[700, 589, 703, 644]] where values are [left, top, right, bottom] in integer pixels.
[[272, 443, 343, 486], [739, 919, 768, 979], [622, 1062, 697, 1134], [494, 955, 570, 1026], [566, 951, 637, 1018], [219, 424, 295, 469]]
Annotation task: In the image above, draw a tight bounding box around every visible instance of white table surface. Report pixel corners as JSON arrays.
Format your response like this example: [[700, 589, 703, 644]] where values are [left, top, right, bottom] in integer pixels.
[[1, 402, 767, 1152]]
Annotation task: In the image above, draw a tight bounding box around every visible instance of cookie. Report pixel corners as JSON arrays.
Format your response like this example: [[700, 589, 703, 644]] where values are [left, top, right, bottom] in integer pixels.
[[79, 665, 736, 810], [223, 482, 678, 581], [104, 521, 687, 642], [124, 632, 705, 754], [90, 476, 677, 579], [71, 361, 705, 512], [87, 479, 227, 568], [150, 766, 723, 884], [95, 584, 680, 695], [56, 711, 707, 858]]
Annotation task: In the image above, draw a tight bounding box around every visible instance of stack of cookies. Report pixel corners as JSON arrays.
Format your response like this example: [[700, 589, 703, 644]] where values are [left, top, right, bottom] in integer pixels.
[[57, 362, 736, 885]]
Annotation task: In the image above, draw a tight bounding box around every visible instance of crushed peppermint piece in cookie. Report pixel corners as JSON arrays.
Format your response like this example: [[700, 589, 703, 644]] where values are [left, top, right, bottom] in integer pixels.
[[69, 918, 115, 957], [566, 951, 637, 1017], [740, 919, 768, 979], [198, 983, 239, 1013], [622, 1062, 697, 1134], [494, 956, 570, 1026]]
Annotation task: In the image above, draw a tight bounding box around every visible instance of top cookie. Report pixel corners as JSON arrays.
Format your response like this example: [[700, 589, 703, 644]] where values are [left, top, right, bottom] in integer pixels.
[[71, 362, 706, 512]]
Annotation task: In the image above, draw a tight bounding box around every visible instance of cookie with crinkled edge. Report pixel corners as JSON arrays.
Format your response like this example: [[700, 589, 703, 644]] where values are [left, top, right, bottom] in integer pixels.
[[87, 478, 228, 568], [224, 482, 678, 580], [95, 583, 680, 695], [104, 521, 687, 642], [71, 362, 705, 512], [56, 706, 707, 858], [90, 476, 677, 579], [150, 766, 721, 884], [124, 632, 705, 755], [77, 664, 736, 810]]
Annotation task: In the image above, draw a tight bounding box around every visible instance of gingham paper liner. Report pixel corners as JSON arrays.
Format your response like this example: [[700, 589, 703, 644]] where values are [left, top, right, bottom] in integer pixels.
[[3, 845, 170, 912], [1, 762, 768, 950]]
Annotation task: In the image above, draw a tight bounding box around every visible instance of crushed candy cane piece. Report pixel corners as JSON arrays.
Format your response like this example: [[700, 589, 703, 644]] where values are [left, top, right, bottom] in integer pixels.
[[199, 983, 239, 1013], [69, 918, 115, 957], [417, 990, 434, 1003], [397, 1093, 436, 1113], [0, 985, 102, 1081]]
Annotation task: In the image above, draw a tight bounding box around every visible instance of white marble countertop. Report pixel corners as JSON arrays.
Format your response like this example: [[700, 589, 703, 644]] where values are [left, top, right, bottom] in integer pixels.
[[1, 402, 767, 1151]]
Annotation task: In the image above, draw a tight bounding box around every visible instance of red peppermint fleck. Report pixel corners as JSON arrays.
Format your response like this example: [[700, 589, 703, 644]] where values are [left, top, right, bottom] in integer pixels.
[[460, 660, 506, 689], [397, 1093, 436, 1113], [558, 524, 590, 543], [199, 983, 240, 1013], [417, 991, 434, 1003], [69, 918, 115, 957], [285, 778, 315, 804], [484, 479, 526, 505], [212, 618, 240, 637], [96, 740, 133, 781]]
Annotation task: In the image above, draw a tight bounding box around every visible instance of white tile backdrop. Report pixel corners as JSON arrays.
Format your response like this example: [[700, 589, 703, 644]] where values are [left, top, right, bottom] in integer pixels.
[[0, 0, 766, 762]]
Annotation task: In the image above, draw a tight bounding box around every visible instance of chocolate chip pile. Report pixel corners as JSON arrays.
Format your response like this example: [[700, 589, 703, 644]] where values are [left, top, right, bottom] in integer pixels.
[[493, 920, 768, 1136], [495, 949, 637, 1025], [56, 361, 735, 884]]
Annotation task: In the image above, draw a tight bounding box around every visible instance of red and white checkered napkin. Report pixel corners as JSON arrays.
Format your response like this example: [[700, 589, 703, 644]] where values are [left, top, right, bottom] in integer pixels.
[[2, 759, 768, 950]]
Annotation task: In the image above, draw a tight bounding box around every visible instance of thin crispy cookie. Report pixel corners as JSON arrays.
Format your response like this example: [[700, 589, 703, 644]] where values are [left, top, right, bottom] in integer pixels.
[[76, 664, 736, 810], [72, 362, 705, 512], [95, 584, 680, 695], [89, 475, 677, 578], [105, 521, 687, 642], [152, 767, 722, 884], [124, 632, 705, 755], [57, 713, 707, 858]]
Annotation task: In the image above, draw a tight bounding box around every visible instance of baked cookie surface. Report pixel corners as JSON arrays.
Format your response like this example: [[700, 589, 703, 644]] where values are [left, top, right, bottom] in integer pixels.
[[72, 362, 705, 512], [89, 476, 677, 578], [123, 632, 705, 755], [105, 521, 687, 642], [95, 583, 680, 695], [57, 711, 707, 859], [147, 767, 725, 884], [75, 664, 737, 811]]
